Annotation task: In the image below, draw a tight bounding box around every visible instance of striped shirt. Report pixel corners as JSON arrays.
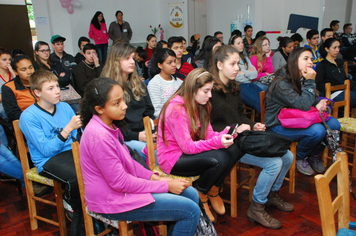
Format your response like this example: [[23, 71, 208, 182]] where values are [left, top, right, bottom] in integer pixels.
[[147, 74, 183, 118]]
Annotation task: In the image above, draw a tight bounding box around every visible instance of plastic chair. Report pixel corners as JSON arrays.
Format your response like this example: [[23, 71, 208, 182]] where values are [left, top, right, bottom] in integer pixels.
[[13, 120, 67, 236], [325, 80, 356, 178], [260, 91, 297, 194], [71, 141, 133, 236], [315, 152, 356, 236]]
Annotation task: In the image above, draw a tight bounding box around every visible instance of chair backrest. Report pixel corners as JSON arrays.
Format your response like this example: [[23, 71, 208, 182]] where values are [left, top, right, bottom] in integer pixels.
[[12, 120, 30, 174], [344, 61, 349, 79], [315, 152, 350, 236], [259, 91, 266, 124], [325, 80, 351, 118], [143, 116, 158, 170]]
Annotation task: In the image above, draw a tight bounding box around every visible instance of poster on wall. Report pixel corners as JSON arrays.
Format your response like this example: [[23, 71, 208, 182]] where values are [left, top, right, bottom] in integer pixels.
[[169, 3, 184, 29]]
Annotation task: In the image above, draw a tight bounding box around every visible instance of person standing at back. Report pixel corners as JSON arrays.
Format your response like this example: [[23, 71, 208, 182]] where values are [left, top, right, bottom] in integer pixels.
[[108, 10, 133, 44], [89, 11, 109, 64]]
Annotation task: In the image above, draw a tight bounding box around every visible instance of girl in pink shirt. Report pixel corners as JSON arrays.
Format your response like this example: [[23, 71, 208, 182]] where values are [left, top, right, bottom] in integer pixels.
[[79, 77, 200, 236], [250, 36, 274, 90], [89, 11, 109, 63], [158, 68, 245, 221]]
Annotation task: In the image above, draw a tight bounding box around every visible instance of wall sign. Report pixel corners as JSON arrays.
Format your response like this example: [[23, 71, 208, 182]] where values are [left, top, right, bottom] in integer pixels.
[[169, 3, 184, 29]]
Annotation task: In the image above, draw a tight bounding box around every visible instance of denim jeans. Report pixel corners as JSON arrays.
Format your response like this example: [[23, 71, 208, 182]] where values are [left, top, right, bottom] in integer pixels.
[[102, 186, 200, 236], [252, 81, 269, 91], [239, 83, 263, 113], [240, 150, 293, 204], [0, 125, 8, 145], [96, 43, 108, 64], [269, 117, 341, 160], [0, 143, 24, 188], [125, 140, 147, 161]]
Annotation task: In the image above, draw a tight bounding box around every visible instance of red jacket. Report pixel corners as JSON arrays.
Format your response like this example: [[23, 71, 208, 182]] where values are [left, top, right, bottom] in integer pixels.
[[88, 23, 109, 45]]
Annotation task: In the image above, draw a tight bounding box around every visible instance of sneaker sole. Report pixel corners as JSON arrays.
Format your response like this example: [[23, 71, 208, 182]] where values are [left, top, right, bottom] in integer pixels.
[[296, 165, 315, 176]]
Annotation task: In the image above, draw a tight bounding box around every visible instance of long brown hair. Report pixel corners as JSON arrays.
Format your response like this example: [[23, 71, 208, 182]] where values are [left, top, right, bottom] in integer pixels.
[[270, 47, 312, 95], [210, 45, 240, 94], [101, 43, 145, 103], [34, 41, 53, 70], [250, 36, 269, 72], [160, 68, 214, 144]]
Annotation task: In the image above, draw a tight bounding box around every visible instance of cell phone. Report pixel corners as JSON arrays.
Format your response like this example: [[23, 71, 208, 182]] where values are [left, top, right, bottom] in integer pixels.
[[228, 123, 239, 136]]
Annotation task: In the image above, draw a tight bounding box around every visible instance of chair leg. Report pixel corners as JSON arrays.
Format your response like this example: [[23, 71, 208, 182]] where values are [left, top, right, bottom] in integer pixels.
[[119, 221, 129, 236], [352, 138, 356, 178], [25, 178, 38, 230], [54, 181, 67, 236], [230, 164, 237, 218], [289, 143, 296, 194], [158, 222, 167, 236]]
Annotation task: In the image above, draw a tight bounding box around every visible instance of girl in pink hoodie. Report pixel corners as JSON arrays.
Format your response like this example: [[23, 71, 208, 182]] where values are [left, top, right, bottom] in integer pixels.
[[80, 77, 200, 236], [89, 11, 109, 64], [158, 68, 245, 221]]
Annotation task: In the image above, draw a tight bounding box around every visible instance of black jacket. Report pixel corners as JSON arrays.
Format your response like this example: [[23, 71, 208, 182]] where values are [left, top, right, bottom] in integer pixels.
[[210, 83, 255, 132], [315, 59, 349, 93]]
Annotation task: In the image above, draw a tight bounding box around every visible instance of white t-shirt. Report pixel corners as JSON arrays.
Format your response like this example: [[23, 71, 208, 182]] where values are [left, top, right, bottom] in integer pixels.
[[147, 74, 183, 118]]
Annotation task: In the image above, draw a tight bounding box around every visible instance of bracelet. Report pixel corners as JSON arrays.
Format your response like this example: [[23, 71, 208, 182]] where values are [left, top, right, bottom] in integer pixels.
[[62, 129, 70, 135]]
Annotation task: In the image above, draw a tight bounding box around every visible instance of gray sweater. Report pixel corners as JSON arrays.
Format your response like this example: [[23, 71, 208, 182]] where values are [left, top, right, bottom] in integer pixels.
[[272, 51, 287, 76], [235, 57, 258, 83]]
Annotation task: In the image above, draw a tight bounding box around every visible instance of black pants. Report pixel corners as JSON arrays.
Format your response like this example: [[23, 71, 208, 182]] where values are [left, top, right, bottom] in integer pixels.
[[40, 150, 80, 211], [171, 143, 243, 194]]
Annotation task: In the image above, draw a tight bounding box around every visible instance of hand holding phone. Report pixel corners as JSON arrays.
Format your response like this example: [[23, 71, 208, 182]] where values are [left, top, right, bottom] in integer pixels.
[[228, 123, 239, 136]]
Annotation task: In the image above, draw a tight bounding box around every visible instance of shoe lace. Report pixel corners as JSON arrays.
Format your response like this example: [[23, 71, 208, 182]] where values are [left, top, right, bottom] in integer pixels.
[[302, 159, 310, 168]]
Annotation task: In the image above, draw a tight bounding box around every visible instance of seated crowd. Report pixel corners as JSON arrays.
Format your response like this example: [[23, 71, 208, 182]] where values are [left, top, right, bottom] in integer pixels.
[[1, 14, 356, 235]]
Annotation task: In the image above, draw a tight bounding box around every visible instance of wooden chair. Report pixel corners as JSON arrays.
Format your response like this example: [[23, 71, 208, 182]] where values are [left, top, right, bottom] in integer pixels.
[[143, 116, 199, 185], [13, 120, 67, 236], [144, 117, 255, 218], [243, 104, 256, 122], [71, 141, 133, 236], [222, 163, 255, 217], [325, 80, 356, 178], [315, 152, 356, 236], [260, 91, 297, 194]]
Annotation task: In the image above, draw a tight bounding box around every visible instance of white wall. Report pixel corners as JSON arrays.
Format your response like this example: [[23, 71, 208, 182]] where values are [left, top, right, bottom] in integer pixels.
[[32, 0, 161, 55], [0, 0, 24, 4], [322, 0, 348, 32]]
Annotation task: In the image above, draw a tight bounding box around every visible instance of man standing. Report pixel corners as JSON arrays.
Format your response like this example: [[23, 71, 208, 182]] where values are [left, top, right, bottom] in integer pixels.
[[50, 35, 77, 87], [109, 10, 133, 44]]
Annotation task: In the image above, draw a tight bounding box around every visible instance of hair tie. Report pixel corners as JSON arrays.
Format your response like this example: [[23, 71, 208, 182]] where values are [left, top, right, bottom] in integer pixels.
[[197, 71, 209, 78]]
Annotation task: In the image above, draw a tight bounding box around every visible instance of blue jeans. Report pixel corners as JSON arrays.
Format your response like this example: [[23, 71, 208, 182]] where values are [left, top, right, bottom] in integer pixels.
[[240, 150, 293, 204], [0, 143, 24, 188], [239, 83, 263, 113], [96, 43, 108, 64], [0, 125, 8, 145], [252, 81, 269, 91], [270, 117, 341, 160], [102, 186, 200, 236], [125, 140, 148, 160]]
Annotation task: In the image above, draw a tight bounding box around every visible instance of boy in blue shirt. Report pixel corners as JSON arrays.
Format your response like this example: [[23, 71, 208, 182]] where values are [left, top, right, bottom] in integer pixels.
[[19, 70, 83, 235], [305, 29, 322, 70]]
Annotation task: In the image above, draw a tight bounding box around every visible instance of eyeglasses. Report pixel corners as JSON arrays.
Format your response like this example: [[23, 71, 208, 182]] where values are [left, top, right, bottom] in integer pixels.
[[38, 49, 51, 53], [262, 43, 270, 47]]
